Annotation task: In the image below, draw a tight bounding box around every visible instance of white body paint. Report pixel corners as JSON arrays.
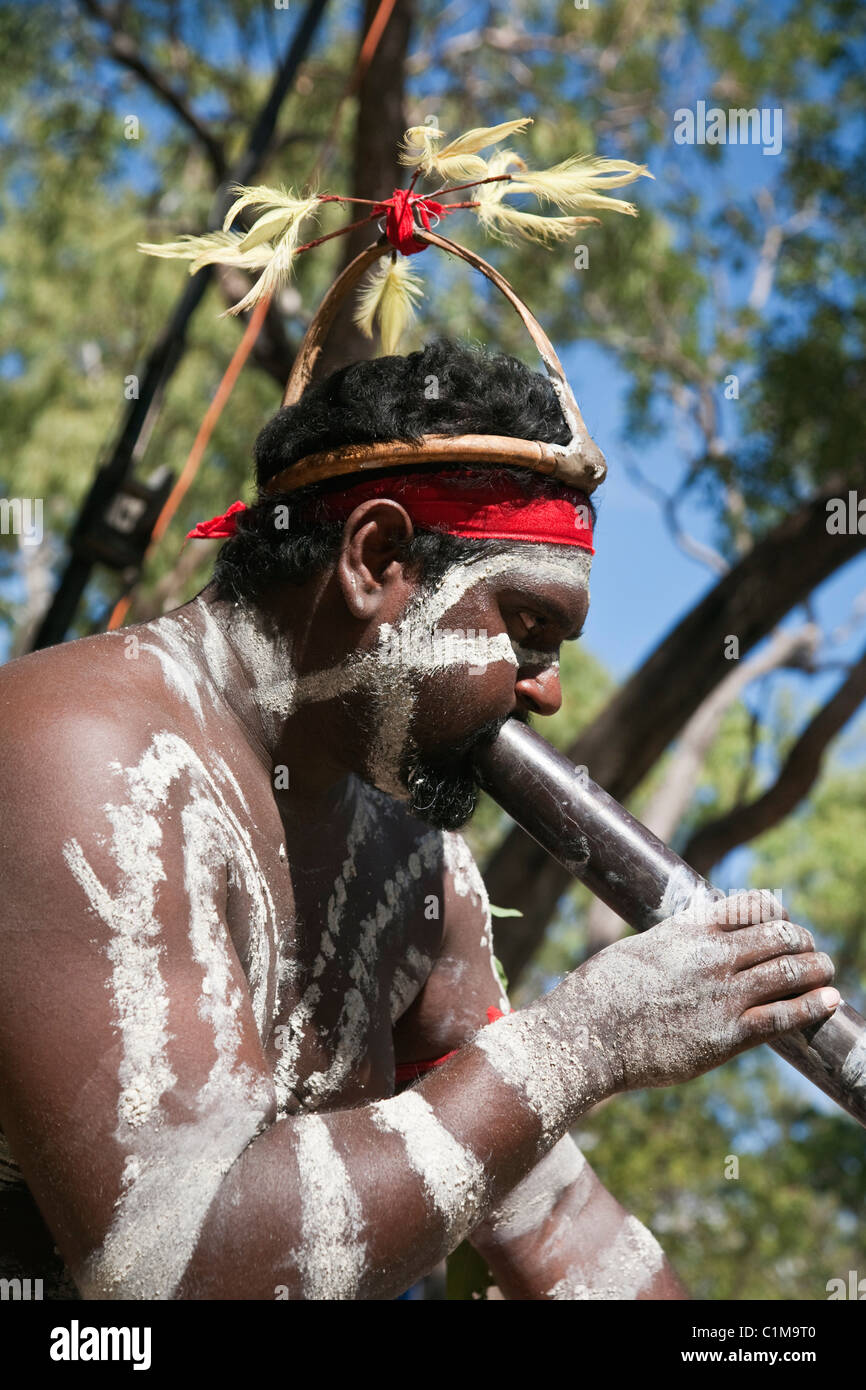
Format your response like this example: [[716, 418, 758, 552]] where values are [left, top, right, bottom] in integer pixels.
[[546, 1213, 665, 1300], [443, 831, 510, 1015], [60, 537, 590, 1295], [64, 731, 278, 1298], [471, 993, 611, 1151], [291, 1114, 367, 1299], [370, 1090, 489, 1243], [482, 1135, 590, 1242], [298, 826, 442, 1108]]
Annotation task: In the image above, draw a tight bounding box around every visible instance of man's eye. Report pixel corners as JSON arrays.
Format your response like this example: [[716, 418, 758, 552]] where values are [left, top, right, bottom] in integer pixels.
[[515, 609, 543, 639]]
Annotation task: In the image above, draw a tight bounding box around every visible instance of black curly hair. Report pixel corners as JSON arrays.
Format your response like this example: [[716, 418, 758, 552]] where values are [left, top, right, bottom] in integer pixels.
[[211, 338, 597, 605]]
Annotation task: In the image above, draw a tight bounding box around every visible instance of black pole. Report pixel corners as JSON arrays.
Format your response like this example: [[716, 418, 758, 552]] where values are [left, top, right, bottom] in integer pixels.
[[31, 0, 332, 651], [475, 719, 866, 1130]]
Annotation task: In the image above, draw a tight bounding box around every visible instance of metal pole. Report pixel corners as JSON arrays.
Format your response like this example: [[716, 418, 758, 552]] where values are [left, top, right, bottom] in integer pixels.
[[475, 719, 866, 1129]]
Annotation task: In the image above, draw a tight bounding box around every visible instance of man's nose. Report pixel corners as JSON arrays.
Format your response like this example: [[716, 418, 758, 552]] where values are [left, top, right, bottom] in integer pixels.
[[514, 661, 562, 717]]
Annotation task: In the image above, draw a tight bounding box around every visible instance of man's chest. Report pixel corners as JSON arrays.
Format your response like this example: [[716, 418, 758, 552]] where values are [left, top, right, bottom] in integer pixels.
[[222, 779, 447, 1116]]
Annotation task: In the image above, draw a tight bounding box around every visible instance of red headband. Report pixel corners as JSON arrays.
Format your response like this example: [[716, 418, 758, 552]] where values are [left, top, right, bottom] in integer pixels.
[[187, 472, 594, 553]]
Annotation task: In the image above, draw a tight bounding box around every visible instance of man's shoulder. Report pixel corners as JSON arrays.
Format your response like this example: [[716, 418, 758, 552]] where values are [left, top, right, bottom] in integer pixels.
[[0, 622, 218, 821], [1, 605, 224, 743], [1, 629, 149, 745]]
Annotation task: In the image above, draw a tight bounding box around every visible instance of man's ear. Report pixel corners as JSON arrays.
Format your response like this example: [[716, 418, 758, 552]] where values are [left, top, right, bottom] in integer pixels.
[[335, 499, 416, 620]]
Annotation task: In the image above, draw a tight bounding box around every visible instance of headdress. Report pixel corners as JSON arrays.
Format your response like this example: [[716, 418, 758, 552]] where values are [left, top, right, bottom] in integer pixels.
[[140, 118, 650, 549]]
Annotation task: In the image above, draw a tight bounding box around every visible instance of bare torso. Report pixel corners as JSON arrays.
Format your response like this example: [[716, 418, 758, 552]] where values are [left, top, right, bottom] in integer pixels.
[[0, 599, 499, 1296]]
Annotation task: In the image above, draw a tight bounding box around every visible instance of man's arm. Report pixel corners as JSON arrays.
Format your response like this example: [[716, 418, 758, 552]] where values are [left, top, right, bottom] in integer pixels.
[[0, 709, 617, 1299], [394, 830, 687, 1299], [0, 695, 837, 1298], [470, 1137, 688, 1299]]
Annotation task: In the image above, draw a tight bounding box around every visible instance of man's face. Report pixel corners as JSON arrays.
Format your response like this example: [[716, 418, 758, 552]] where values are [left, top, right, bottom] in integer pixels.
[[358, 543, 591, 829]]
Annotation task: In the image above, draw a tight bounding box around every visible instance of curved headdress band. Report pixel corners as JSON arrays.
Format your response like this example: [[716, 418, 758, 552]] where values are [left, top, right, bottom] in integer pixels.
[[264, 229, 607, 499]]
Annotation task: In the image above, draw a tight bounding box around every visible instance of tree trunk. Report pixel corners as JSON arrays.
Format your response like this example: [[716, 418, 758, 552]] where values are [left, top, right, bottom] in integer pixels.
[[314, 0, 413, 378]]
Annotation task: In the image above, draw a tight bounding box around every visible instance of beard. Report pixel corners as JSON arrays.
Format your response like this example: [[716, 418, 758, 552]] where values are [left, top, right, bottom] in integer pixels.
[[401, 709, 530, 831]]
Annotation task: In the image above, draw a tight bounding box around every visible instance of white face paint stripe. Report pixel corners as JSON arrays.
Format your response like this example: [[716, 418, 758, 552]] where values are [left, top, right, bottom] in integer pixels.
[[291, 1114, 367, 1299], [512, 643, 560, 671], [399, 548, 592, 637], [546, 1214, 665, 1300], [370, 1091, 489, 1243], [375, 628, 519, 673]]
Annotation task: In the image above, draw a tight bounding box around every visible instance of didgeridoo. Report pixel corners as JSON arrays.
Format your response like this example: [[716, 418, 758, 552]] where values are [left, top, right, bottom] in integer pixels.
[[474, 719, 866, 1130]]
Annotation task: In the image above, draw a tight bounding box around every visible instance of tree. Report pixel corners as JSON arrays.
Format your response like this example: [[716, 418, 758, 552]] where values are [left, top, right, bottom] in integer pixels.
[[2, 0, 866, 1299]]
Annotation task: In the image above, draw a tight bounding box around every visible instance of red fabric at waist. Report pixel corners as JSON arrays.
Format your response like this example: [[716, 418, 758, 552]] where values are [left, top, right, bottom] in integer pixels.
[[394, 1006, 505, 1084]]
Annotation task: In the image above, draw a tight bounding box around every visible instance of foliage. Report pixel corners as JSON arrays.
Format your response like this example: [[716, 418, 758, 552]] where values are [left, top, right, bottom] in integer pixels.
[[2, 0, 865, 1302]]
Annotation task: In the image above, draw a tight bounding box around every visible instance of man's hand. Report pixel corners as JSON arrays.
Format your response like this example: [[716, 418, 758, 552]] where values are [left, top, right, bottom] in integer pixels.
[[550, 890, 839, 1093]]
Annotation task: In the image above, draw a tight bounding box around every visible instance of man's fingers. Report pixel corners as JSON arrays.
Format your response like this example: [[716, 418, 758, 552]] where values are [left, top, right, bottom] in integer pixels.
[[738, 950, 835, 1007], [740, 986, 841, 1041], [709, 889, 790, 931], [730, 920, 815, 969]]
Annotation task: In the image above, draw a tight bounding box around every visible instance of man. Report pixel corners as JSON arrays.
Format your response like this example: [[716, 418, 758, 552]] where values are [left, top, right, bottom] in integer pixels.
[[0, 340, 839, 1300]]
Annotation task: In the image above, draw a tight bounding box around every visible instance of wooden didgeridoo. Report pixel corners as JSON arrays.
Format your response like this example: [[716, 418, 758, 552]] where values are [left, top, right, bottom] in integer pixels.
[[474, 719, 866, 1129]]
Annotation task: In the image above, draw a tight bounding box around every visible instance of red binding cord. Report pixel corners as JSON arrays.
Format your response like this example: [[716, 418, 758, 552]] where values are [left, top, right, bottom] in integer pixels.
[[372, 189, 452, 255]]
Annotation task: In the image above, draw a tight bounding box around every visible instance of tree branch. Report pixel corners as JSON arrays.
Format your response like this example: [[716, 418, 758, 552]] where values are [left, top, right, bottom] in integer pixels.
[[682, 644, 866, 878], [313, 0, 413, 377], [78, 0, 227, 180]]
